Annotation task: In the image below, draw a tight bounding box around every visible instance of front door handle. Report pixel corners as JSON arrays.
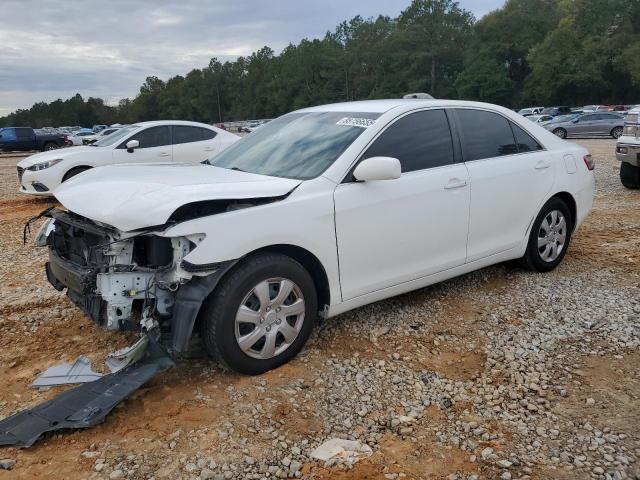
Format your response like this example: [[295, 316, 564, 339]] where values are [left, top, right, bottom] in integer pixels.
[[158, 152, 170, 157], [444, 179, 468, 190], [535, 160, 551, 170], [204, 147, 215, 152]]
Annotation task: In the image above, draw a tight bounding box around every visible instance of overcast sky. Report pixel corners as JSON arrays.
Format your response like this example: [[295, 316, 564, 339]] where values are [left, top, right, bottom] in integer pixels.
[[0, 0, 503, 116]]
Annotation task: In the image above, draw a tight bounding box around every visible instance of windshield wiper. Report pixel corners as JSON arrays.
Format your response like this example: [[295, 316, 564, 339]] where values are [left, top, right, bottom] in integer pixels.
[[230, 167, 246, 172]]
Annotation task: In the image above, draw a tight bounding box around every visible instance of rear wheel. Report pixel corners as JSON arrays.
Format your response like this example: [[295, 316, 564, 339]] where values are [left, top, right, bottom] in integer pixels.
[[42, 142, 58, 151], [620, 162, 640, 189], [62, 166, 91, 182], [611, 126, 623, 139], [521, 197, 573, 272], [200, 253, 317, 375], [552, 128, 567, 139]]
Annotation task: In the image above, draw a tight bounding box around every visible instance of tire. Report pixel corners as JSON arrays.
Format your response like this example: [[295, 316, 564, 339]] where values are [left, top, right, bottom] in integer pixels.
[[521, 197, 573, 272], [199, 253, 317, 375], [42, 142, 58, 151], [62, 166, 91, 182], [552, 128, 567, 139], [611, 126, 623, 139], [620, 162, 640, 189]]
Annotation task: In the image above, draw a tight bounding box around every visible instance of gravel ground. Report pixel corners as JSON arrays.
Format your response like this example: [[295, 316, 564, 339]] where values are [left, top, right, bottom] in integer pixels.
[[0, 139, 638, 480]]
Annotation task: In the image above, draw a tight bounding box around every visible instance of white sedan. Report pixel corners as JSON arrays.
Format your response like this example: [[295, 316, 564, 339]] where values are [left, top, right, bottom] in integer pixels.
[[41, 99, 594, 375], [17, 120, 239, 196]]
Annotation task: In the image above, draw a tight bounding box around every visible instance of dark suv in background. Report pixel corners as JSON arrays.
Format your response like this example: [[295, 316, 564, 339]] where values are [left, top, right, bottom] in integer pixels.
[[0, 127, 66, 152]]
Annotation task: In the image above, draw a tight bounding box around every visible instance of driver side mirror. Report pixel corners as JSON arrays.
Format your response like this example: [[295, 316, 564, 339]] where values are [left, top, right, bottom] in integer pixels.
[[126, 139, 139, 153], [353, 156, 401, 182]]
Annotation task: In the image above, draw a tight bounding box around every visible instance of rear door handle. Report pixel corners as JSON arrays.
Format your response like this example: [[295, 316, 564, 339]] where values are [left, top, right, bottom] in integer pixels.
[[444, 179, 468, 190], [535, 160, 551, 170], [158, 152, 170, 157], [204, 147, 215, 152]]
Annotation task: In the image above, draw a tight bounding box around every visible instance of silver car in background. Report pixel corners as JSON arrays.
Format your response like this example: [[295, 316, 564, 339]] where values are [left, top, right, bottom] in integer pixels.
[[543, 112, 624, 139]]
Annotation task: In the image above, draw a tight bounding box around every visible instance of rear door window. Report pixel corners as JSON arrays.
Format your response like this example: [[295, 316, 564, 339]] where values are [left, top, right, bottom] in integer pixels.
[[456, 109, 518, 161], [15, 128, 33, 139], [362, 109, 454, 173], [172, 126, 216, 145], [120, 126, 171, 149], [510, 123, 542, 152]]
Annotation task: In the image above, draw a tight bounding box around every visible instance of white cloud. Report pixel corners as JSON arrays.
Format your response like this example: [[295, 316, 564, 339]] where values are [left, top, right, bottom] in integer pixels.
[[0, 0, 504, 115]]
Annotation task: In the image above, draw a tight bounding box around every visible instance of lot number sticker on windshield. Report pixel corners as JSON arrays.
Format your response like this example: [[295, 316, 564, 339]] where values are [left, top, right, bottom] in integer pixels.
[[336, 117, 376, 128]]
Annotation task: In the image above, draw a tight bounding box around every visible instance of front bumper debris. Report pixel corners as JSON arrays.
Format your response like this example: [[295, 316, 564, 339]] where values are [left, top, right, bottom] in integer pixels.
[[0, 337, 174, 448], [37, 207, 237, 355]]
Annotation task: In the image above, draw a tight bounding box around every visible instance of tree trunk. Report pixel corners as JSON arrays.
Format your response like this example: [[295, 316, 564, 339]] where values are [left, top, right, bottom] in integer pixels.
[[215, 82, 222, 123], [430, 57, 436, 96]]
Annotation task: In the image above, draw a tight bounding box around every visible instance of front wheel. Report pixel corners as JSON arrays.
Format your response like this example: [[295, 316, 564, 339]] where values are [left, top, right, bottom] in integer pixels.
[[521, 197, 573, 272], [200, 253, 317, 375], [552, 128, 567, 139], [611, 126, 623, 139]]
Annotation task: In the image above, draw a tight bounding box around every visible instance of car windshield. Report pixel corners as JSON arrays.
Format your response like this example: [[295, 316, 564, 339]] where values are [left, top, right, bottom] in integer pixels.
[[93, 125, 140, 147], [210, 111, 380, 179]]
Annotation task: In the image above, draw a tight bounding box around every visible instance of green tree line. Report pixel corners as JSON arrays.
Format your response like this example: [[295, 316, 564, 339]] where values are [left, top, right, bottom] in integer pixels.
[[1, 0, 638, 128]]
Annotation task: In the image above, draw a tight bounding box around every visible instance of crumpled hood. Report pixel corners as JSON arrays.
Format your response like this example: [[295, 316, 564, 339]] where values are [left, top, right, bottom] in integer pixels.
[[17, 146, 98, 168], [54, 163, 302, 231]]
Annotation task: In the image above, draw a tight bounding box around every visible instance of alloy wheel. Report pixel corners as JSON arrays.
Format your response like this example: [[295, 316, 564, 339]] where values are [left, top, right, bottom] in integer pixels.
[[234, 277, 305, 360]]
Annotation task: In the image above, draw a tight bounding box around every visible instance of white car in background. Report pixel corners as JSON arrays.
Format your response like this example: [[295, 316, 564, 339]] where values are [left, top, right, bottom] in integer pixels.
[[517, 107, 543, 116], [82, 126, 122, 145], [39, 99, 595, 375], [66, 130, 94, 146], [17, 120, 239, 196]]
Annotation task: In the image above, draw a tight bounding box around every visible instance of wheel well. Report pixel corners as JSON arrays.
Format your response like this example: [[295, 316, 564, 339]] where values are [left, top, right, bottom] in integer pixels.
[[62, 166, 92, 182], [552, 192, 577, 230], [249, 244, 330, 313]]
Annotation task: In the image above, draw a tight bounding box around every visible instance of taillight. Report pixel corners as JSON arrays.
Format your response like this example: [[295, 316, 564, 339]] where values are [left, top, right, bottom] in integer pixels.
[[583, 154, 595, 171]]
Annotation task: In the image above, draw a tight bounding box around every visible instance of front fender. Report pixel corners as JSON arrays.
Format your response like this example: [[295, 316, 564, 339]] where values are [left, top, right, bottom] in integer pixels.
[[163, 177, 341, 305]]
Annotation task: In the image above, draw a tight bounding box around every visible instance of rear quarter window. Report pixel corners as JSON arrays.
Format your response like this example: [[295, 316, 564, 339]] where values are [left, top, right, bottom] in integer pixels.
[[510, 122, 543, 152]]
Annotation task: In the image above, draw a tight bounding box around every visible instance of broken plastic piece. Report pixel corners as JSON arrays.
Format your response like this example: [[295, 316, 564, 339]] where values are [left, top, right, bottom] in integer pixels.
[[310, 438, 373, 466], [0, 337, 174, 448], [105, 335, 149, 373], [32, 356, 103, 387]]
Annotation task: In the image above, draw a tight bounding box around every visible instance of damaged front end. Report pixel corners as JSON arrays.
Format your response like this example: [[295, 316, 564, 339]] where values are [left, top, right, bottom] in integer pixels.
[[40, 208, 235, 355]]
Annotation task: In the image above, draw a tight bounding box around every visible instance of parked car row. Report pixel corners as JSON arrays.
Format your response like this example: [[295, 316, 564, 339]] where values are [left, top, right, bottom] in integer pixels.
[[16, 121, 239, 195], [18, 98, 596, 375], [518, 104, 638, 118], [539, 112, 624, 139]]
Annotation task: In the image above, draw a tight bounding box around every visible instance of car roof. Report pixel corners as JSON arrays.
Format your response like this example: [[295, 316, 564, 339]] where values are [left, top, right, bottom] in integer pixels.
[[296, 99, 516, 114]]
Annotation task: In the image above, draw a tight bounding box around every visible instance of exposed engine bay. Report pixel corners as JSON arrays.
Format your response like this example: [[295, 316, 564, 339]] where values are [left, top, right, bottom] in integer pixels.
[[38, 208, 235, 354]]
